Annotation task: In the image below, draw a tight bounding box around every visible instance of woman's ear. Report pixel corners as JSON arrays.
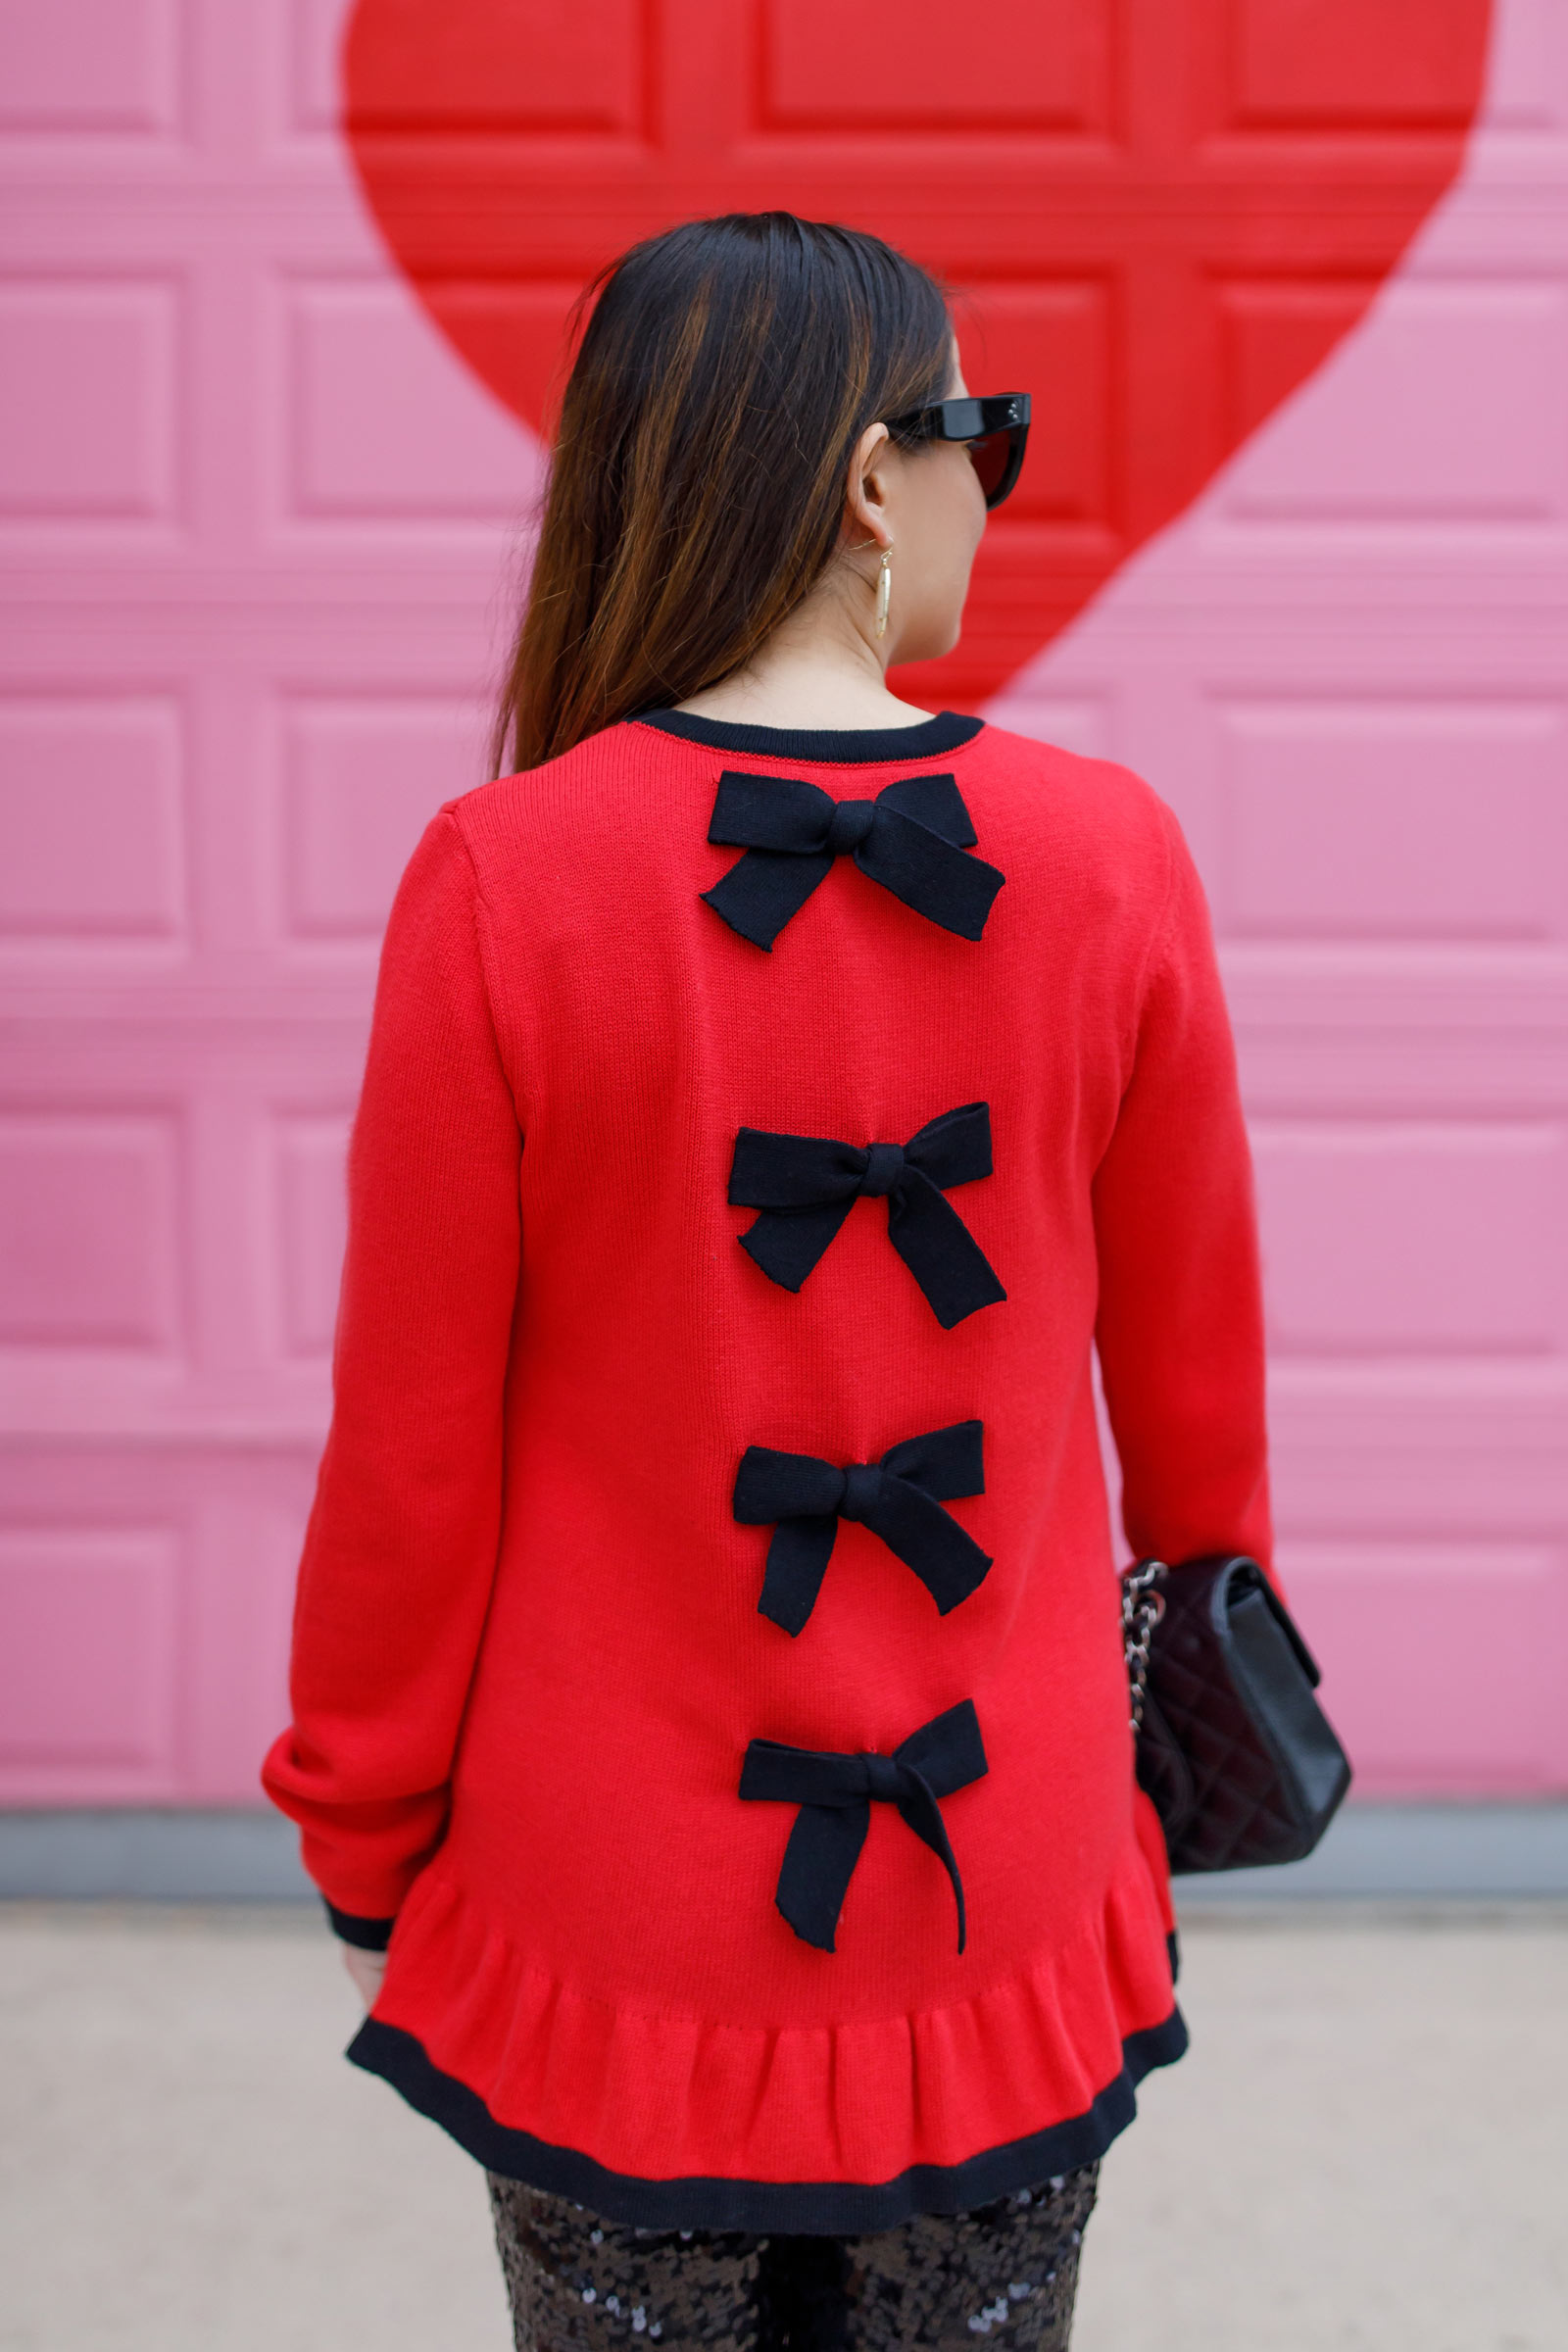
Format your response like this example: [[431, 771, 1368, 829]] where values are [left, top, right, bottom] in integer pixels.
[[843, 419, 893, 550]]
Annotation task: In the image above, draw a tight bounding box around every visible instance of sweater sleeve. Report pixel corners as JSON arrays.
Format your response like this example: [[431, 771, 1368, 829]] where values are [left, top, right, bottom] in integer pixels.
[[1092, 803, 1275, 1583], [261, 805, 522, 1927]]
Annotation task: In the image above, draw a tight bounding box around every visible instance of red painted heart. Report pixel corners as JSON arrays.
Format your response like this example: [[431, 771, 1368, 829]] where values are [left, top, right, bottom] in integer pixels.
[[343, 0, 1492, 710]]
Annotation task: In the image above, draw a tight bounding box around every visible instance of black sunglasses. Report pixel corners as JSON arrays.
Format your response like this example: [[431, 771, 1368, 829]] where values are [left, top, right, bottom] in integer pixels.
[[884, 393, 1031, 510]]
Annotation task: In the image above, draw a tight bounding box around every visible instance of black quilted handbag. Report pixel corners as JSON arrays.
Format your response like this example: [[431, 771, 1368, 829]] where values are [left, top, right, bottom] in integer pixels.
[[1121, 1555, 1352, 1873]]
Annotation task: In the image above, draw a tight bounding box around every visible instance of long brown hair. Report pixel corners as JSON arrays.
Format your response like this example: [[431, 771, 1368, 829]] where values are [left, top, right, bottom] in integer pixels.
[[490, 213, 953, 776]]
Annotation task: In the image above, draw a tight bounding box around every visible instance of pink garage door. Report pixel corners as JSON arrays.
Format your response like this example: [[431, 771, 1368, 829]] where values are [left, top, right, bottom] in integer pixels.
[[1, 0, 1565, 1807]]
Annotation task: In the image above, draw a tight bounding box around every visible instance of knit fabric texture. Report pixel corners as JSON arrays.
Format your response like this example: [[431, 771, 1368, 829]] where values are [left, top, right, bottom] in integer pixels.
[[262, 710, 1272, 2228]]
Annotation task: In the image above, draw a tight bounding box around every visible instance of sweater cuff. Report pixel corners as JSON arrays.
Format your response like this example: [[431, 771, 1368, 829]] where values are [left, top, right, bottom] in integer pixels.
[[323, 1898, 397, 1952]]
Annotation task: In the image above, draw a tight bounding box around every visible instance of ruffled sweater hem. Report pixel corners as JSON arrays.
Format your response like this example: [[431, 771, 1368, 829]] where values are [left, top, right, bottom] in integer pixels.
[[351, 1846, 1185, 2230], [348, 2004, 1187, 2232]]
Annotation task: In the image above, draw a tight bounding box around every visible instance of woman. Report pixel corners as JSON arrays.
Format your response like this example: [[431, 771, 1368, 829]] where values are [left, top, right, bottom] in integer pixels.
[[264, 211, 1271, 2348]]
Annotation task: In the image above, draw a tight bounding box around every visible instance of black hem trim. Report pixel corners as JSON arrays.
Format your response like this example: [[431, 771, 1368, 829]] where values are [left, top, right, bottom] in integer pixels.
[[630, 709, 985, 764], [345, 2006, 1188, 2234], [324, 1899, 396, 1951]]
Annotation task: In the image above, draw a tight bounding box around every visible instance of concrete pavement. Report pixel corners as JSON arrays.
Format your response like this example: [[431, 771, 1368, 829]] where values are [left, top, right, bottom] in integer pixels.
[[1, 1902, 1563, 2350]]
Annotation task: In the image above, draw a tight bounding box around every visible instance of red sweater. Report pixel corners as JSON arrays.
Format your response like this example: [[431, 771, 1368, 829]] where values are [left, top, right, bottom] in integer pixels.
[[262, 706, 1271, 2231]]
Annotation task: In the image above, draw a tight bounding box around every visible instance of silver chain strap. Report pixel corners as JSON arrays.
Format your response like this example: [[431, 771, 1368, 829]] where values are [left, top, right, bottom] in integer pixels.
[[1120, 1559, 1167, 1735]]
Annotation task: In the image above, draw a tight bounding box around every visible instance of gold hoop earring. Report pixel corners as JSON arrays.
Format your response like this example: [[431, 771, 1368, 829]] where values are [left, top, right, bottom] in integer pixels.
[[874, 546, 893, 639]]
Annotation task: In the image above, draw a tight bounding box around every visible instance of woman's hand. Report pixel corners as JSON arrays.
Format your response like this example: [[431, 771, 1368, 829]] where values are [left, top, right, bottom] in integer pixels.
[[342, 1944, 388, 2007]]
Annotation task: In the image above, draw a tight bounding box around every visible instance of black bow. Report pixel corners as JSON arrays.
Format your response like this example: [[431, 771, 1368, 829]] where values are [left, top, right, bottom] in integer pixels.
[[738, 1697, 988, 1951], [728, 1102, 1006, 1330], [733, 1420, 991, 1636], [701, 770, 1004, 950]]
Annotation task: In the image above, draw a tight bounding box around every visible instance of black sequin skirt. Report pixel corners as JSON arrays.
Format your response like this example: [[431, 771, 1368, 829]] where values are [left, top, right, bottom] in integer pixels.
[[486, 2163, 1100, 2351]]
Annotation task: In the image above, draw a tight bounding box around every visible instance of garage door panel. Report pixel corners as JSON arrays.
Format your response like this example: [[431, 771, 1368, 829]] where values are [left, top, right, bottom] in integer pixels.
[[4, 0, 1564, 1806]]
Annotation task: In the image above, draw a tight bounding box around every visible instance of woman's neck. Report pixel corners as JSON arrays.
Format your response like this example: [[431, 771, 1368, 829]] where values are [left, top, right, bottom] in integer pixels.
[[670, 597, 936, 733]]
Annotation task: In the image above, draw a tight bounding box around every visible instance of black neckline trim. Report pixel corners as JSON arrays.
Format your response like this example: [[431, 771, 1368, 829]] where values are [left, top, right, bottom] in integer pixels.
[[347, 2007, 1187, 2233], [630, 708, 985, 764]]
